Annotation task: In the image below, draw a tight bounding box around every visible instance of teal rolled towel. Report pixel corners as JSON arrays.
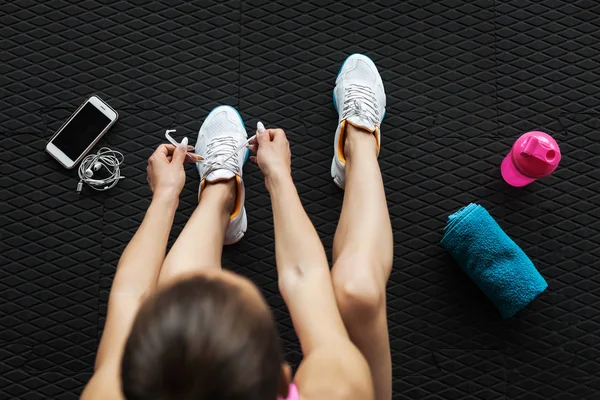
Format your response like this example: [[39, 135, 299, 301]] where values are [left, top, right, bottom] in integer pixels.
[[441, 203, 548, 318]]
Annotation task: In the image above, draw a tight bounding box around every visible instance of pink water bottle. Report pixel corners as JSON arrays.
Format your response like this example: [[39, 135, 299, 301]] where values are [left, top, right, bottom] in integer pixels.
[[501, 131, 561, 187]]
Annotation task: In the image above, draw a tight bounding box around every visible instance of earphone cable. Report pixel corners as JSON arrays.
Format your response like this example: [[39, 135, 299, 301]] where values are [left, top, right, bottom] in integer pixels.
[[77, 147, 125, 193]]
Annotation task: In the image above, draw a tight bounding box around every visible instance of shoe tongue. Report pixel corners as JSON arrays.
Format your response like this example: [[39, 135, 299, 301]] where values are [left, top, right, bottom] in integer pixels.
[[346, 115, 375, 133], [206, 169, 235, 182]]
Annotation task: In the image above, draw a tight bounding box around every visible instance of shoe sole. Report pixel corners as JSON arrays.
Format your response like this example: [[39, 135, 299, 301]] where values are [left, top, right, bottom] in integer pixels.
[[224, 207, 247, 245], [331, 158, 344, 190]]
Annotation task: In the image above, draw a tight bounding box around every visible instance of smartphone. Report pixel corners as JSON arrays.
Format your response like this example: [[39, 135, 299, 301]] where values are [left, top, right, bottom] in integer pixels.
[[46, 95, 118, 169]]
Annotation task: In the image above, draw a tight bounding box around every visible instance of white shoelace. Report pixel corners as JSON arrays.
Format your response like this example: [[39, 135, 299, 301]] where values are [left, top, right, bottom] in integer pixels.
[[200, 135, 244, 178], [164, 129, 252, 178], [341, 84, 380, 126]]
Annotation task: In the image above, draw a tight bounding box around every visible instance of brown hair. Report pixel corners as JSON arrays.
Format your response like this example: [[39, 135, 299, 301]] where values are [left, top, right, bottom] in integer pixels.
[[121, 275, 284, 400]]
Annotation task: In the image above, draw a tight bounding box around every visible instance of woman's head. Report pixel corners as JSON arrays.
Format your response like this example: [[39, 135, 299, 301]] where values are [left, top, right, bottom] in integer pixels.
[[121, 271, 290, 400]]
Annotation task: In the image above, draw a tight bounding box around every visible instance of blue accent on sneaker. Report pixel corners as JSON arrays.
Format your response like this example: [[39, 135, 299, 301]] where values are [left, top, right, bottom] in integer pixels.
[[333, 89, 337, 111], [332, 55, 353, 112]]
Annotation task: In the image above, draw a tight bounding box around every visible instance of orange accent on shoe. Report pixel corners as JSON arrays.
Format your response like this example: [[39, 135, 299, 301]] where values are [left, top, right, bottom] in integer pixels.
[[199, 178, 207, 202], [230, 175, 242, 221], [374, 125, 381, 156], [337, 119, 347, 164]]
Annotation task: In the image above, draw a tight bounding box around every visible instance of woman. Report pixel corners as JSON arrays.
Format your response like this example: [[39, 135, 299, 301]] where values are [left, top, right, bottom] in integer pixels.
[[82, 54, 393, 400]]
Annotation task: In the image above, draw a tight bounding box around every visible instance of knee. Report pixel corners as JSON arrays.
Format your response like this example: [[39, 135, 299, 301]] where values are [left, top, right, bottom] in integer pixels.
[[332, 259, 386, 320]]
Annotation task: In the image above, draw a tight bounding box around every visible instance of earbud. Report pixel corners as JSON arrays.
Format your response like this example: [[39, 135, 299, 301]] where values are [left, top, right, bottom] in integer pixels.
[[84, 161, 104, 178]]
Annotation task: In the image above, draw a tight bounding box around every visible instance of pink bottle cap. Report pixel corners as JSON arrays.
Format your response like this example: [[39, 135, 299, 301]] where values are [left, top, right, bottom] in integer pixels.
[[501, 131, 561, 187]]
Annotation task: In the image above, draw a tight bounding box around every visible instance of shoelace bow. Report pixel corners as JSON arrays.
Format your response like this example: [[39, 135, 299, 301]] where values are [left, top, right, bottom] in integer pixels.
[[341, 84, 380, 126]]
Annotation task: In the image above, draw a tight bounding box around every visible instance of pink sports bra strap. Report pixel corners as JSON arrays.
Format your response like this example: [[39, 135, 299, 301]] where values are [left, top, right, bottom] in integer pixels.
[[277, 383, 299, 400]]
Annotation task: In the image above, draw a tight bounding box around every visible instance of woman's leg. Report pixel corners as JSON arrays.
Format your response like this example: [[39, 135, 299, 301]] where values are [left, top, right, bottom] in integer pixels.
[[331, 124, 393, 400], [157, 180, 236, 286]]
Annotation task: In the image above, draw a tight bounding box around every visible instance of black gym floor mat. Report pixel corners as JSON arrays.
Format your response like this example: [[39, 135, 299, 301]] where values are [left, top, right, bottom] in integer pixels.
[[2, 1, 600, 399]]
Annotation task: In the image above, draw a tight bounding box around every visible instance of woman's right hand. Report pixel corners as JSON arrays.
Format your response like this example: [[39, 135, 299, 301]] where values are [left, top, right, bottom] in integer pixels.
[[251, 128, 292, 185], [146, 141, 193, 201]]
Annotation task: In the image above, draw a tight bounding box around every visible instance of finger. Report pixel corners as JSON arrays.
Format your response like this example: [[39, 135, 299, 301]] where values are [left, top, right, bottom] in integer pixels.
[[256, 129, 271, 145], [185, 153, 201, 163], [249, 156, 257, 164], [170, 154, 199, 164], [269, 128, 286, 141], [187, 145, 195, 151], [247, 144, 258, 153], [171, 137, 188, 164], [152, 144, 176, 162]]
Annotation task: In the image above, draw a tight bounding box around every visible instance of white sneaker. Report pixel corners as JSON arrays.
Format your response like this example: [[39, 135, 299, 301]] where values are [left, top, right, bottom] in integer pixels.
[[195, 105, 248, 245], [332, 54, 386, 189]]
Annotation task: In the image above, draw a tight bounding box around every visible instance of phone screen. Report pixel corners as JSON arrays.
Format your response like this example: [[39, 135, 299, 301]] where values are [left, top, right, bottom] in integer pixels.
[[52, 102, 111, 160]]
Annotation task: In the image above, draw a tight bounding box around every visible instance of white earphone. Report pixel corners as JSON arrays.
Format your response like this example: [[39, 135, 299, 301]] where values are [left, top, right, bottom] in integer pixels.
[[77, 148, 125, 193], [83, 161, 103, 178]]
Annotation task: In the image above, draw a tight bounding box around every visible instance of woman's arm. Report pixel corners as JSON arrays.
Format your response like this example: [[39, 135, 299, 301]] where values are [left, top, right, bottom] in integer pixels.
[[255, 129, 374, 399], [93, 192, 177, 369], [268, 174, 346, 349], [82, 142, 190, 399]]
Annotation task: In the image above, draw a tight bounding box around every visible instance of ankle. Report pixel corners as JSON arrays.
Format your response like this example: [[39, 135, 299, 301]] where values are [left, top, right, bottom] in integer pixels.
[[200, 179, 237, 215], [343, 124, 378, 160]]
